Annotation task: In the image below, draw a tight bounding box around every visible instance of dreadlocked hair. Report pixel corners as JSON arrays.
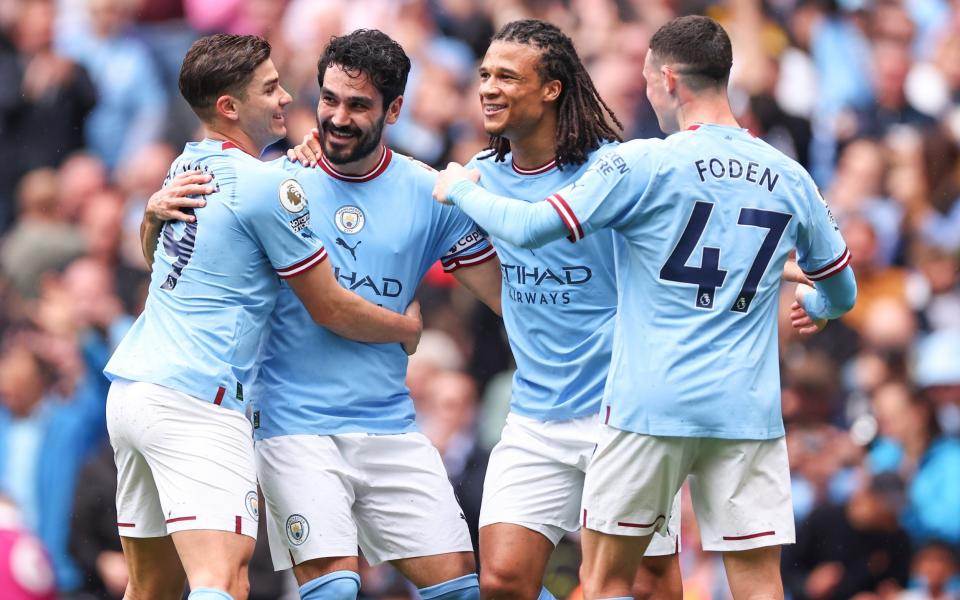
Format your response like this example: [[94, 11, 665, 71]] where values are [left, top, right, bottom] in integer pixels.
[[484, 19, 623, 167]]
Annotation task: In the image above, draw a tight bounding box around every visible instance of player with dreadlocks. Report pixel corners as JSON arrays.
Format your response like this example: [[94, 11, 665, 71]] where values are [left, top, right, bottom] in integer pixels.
[[465, 19, 684, 600]]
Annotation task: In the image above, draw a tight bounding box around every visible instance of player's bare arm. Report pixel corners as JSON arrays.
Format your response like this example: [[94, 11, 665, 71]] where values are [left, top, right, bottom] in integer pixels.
[[287, 128, 323, 167], [140, 170, 212, 264], [433, 162, 479, 205], [781, 260, 812, 286], [286, 258, 423, 354], [452, 257, 503, 316]]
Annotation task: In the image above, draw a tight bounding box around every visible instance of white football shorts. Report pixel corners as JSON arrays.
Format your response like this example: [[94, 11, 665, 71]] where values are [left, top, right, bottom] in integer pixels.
[[255, 432, 474, 569], [480, 412, 679, 555], [582, 425, 795, 551], [106, 379, 259, 539]]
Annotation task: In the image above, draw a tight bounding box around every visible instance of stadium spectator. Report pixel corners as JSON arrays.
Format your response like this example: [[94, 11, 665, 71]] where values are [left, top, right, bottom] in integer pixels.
[[868, 381, 960, 548], [0, 168, 85, 299], [420, 370, 489, 557], [783, 472, 911, 600], [898, 541, 960, 599], [56, 0, 167, 170], [0, 333, 109, 591], [0, 0, 95, 232]]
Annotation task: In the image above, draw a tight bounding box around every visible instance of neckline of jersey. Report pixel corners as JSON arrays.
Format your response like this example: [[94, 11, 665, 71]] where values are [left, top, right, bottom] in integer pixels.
[[512, 157, 557, 176], [317, 146, 393, 183], [687, 123, 750, 133], [215, 139, 256, 157]]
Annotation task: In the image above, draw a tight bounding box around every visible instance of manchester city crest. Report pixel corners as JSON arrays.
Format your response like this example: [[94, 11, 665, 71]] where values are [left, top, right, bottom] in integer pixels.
[[286, 514, 309, 546], [245, 490, 259, 520], [279, 179, 308, 213], [335, 206, 365, 234]]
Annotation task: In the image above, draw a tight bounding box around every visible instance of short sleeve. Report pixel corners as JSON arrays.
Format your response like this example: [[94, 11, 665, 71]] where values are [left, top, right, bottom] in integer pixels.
[[795, 172, 850, 281], [244, 171, 327, 279], [545, 140, 658, 243], [437, 207, 496, 273]]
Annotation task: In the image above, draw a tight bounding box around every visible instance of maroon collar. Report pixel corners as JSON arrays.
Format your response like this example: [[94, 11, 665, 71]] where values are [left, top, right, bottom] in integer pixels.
[[317, 146, 393, 183]]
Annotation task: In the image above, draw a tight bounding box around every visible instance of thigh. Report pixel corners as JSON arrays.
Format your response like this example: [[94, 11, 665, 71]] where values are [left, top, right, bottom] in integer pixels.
[[255, 435, 360, 570], [127, 382, 259, 539], [582, 427, 691, 539], [480, 414, 593, 545], [689, 437, 795, 552], [120, 535, 187, 600], [352, 433, 473, 566]]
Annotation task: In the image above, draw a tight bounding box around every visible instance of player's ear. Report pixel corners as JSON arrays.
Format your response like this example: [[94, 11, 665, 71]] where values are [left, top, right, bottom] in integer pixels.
[[216, 94, 241, 122], [542, 79, 562, 103], [384, 96, 403, 125], [661, 65, 677, 96]]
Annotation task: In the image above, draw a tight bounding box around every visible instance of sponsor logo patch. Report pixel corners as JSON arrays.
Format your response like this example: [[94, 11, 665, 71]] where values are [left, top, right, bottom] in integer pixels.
[[279, 179, 308, 213], [289, 213, 310, 232]]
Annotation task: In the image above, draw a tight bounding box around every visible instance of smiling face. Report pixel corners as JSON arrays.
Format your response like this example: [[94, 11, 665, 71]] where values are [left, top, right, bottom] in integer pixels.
[[477, 41, 560, 140], [234, 58, 292, 149], [316, 64, 400, 165]]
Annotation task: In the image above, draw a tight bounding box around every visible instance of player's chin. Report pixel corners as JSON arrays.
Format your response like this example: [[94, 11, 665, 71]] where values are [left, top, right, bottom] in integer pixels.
[[482, 115, 508, 136]]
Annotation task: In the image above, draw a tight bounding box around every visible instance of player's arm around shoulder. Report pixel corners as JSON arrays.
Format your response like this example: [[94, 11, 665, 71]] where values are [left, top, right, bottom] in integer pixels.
[[140, 170, 214, 265]]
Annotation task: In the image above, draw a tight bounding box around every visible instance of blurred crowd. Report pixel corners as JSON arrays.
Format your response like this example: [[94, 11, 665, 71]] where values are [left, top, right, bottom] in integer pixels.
[[0, 0, 958, 598]]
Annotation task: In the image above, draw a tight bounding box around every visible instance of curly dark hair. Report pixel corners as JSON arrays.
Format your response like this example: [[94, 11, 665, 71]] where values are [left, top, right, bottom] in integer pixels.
[[317, 29, 411, 109], [648, 16, 732, 90], [484, 19, 623, 168], [179, 34, 272, 121]]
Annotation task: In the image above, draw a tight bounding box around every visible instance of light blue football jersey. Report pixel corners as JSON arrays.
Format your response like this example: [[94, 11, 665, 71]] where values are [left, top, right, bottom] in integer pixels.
[[252, 148, 494, 438], [104, 139, 327, 413], [546, 124, 849, 439], [467, 146, 620, 421]]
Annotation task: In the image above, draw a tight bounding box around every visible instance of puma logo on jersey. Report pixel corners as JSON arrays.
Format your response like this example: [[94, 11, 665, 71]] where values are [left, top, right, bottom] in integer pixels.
[[336, 237, 362, 260]]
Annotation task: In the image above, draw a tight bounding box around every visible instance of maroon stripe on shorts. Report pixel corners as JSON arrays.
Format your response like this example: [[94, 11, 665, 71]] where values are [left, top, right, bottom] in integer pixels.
[[722, 530, 775, 541], [617, 515, 665, 528], [604, 406, 611, 424], [582, 509, 587, 527], [165, 516, 197, 524], [235, 516, 242, 534], [117, 522, 136, 528]]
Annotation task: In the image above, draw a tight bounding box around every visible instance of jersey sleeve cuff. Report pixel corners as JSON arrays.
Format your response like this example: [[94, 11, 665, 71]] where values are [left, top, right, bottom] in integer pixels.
[[545, 193, 584, 243], [802, 248, 851, 281], [277, 246, 327, 279], [441, 245, 497, 272]]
